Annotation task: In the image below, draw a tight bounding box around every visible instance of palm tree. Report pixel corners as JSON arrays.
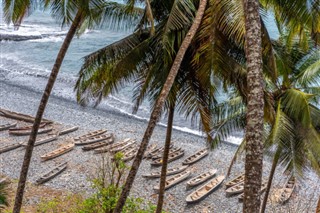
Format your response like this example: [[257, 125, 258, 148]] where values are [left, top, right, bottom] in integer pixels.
[[317, 196, 320, 213], [2, 1, 142, 212]]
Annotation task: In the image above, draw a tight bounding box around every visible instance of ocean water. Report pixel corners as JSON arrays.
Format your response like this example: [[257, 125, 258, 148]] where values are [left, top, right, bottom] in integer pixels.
[[0, 5, 280, 145]]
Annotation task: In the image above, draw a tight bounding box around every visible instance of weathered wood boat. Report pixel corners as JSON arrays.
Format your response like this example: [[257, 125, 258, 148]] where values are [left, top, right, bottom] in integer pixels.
[[151, 146, 182, 160], [182, 148, 208, 165], [9, 127, 53, 136], [186, 169, 217, 188], [35, 162, 68, 184], [238, 181, 267, 201], [151, 149, 185, 166], [0, 143, 21, 154], [21, 134, 59, 147], [146, 144, 174, 159], [109, 139, 136, 153], [9, 123, 47, 131], [120, 147, 138, 162], [143, 144, 158, 159], [153, 170, 191, 191], [278, 177, 296, 204], [94, 138, 131, 154], [0, 122, 17, 131], [74, 129, 107, 141], [41, 143, 74, 161], [142, 165, 189, 178], [82, 137, 114, 151], [225, 181, 244, 196], [59, 126, 79, 135], [75, 133, 113, 146], [225, 173, 244, 188], [186, 175, 225, 203], [0, 108, 52, 123]]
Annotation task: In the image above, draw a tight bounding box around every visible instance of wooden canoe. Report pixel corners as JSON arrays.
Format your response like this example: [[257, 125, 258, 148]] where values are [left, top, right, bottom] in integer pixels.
[[226, 181, 244, 196], [75, 133, 113, 146], [82, 137, 114, 151], [9, 127, 53, 136], [146, 144, 174, 159], [9, 123, 47, 131], [186, 175, 225, 203], [151, 149, 185, 166], [151, 146, 182, 160], [238, 181, 267, 201], [182, 148, 208, 165], [119, 147, 138, 162], [0, 122, 17, 131], [143, 144, 158, 159], [109, 139, 136, 153], [59, 126, 79, 136], [0, 108, 52, 124], [35, 162, 68, 184], [0, 142, 21, 154], [40, 143, 74, 161], [21, 134, 59, 147], [74, 129, 107, 141], [142, 165, 189, 178], [278, 177, 295, 204], [153, 170, 191, 191], [186, 169, 217, 188], [94, 138, 131, 154], [225, 173, 245, 188]]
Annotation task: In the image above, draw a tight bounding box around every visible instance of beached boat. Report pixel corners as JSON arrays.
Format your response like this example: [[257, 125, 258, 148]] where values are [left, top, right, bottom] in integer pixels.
[[74, 129, 107, 141], [226, 181, 244, 196], [21, 134, 59, 147], [153, 170, 191, 191], [82, 137, 114, 151], [151, 146, 182, 160], [182, 148, 209, 165], [109, 139, 136, 153], [0, 108, 52, 123], [120, 147, 138, 162], [59, 126, 79, 135], [186, 169, 217, 188], [278, 177, 296, 204], [146, 144, 174, 159], [142, 165, 189, 178], [41, 143, 74, 161], [35, 162, 68, 184], [225, 173, 245, 188], [143, 144, 158, 159], [0, 143, 21, 154], [9, 127, 53, 136], [94, 138, 131, 154], [75, 133, 113, 146], [0, 122, 17, 131], [151, 149, 185, 166], [9, 123, 47, 131], [186, 175, 225, 203], [238, 181, 267, 201]]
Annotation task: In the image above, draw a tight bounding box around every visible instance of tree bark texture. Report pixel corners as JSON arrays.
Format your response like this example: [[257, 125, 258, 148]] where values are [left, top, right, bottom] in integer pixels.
[[316, 195, 320, 213], [12, 10, 83, 213], [113, 1, 208, 212], [156, 105, 175, 213], [242, 0, 264, 212]]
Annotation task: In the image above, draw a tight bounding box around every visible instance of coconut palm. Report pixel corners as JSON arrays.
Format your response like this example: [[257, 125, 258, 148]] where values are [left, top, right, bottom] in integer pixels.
[[2, 1, 143, 212]]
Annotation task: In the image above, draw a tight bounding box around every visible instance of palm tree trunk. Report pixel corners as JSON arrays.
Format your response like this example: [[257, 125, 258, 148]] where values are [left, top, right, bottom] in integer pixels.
[[260, 147, 282, 213], [242, 0, 264, 212], [316, 195, 320, 213], [145, 0, 155, 36], [156, 105, 175, 213], [12, 10, 83, 213], [113, 1, 208, 212]]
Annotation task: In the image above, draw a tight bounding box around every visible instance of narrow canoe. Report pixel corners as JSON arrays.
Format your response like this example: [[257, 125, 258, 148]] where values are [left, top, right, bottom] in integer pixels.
[[225, 173, 245, 188], [21, 134, 59, 147], [35, 162, 68, 184], [238, 181, 267, 201], [9, 123, 47, 131], [143, 144, 158, 159], [182, 148, 208, 165], [120, 147, 138, 162], [278, 177, 296, 204], [152, 146, 182, 160], [186, 169, 217, 188], [0, 143, 21, 154], [226, 181, 244, 196], [9, 127, 53, 136], [146, 144, 174, 159], [143, 165, 189, 178], [153, 170, 191, 192], [59, 126, 79, 136], [75, 133, 113, 146], [186, 175, 225, 203], [94, 138, 131, 154], [0, 108, 52, 123], [82, 137, 114, 151], [73, 129, 107, 141], [40, 143, 74, 161], [110, 140, 136, 153], [151, 149, 185, 166], [0, 122, 17, 131]]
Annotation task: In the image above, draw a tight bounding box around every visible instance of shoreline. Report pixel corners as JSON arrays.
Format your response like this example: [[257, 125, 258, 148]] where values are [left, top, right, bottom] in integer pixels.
[[0, 82, 319, 212]]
